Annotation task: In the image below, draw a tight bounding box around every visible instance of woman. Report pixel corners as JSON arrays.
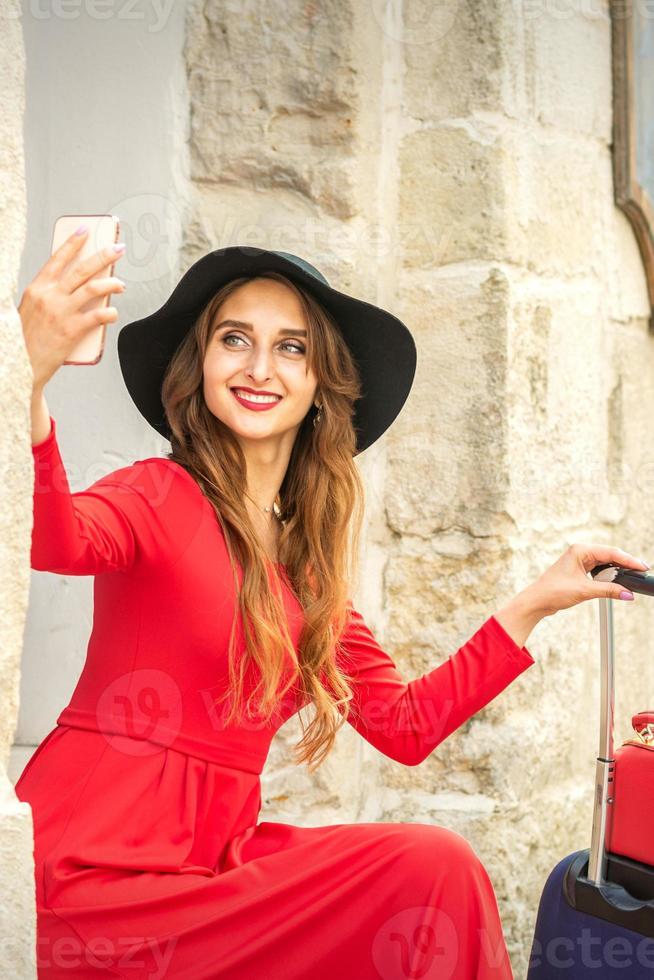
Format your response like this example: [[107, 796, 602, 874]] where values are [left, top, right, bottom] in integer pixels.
[[17, 228, 647, 980]]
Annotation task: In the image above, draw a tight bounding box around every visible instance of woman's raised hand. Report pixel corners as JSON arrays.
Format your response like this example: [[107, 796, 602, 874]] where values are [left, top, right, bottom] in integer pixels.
[[495, 543, 650, 649], [526, 543, 650, 616], [18, 227, 126, 391]]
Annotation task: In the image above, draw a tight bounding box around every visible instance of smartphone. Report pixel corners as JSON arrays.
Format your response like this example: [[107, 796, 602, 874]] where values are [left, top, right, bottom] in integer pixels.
[[51, 213, 121, 366]]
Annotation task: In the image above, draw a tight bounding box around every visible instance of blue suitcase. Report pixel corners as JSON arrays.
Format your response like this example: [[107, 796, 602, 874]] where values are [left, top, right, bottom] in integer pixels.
[[527, 563, 654, 978]]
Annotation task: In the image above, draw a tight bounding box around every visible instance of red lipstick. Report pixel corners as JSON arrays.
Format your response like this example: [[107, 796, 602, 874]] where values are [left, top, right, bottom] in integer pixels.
[[231, 388, 282, 412]]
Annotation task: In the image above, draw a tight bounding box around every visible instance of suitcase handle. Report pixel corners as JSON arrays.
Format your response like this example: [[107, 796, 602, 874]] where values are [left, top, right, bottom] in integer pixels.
[[591, 562, 654, 597], [587, 564, 654, 886]]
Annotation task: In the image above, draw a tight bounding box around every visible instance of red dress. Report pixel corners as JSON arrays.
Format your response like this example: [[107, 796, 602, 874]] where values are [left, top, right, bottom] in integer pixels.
[[17, 416, 535, 980]]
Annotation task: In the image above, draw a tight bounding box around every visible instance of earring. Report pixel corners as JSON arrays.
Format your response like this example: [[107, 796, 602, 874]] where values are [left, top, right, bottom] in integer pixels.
[[313, 403, 323, 428]]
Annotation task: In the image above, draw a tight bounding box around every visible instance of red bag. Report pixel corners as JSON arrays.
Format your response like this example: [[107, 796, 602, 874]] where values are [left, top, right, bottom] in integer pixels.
[[609, 711, 654, 866]]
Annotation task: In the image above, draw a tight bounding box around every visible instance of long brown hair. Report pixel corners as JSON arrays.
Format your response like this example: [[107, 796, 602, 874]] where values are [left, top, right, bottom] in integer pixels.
[[160, 271, 366, 771]]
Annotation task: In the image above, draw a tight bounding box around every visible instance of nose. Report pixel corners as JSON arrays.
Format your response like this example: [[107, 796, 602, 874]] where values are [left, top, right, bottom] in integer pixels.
[[245, 343, 274, 383]]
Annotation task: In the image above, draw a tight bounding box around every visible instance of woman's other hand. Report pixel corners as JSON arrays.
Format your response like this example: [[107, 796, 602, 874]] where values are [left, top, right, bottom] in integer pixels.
[[526, 543, 649, 615], [495, 544, 650, 649]]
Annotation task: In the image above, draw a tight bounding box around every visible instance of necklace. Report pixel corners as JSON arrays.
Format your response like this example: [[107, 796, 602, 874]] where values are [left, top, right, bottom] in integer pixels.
[[243, 488, 281, 520], [243, 489, 283, 563]]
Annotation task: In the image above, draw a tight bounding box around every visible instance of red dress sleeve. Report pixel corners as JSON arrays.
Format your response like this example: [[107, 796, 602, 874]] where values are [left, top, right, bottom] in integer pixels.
[[336, 603, 535, 766], [31, 416, 188, 576]]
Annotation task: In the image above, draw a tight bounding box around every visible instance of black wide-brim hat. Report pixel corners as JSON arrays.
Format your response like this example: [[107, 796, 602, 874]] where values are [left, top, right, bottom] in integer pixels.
[[117, 245, 417, 456]]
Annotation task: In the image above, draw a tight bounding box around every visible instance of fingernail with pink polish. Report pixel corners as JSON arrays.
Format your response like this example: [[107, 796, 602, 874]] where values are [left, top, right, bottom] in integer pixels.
[[619, 591, 635, 601]]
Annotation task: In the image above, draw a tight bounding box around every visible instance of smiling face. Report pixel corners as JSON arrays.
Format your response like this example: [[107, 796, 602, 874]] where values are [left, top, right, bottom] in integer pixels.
[[202, 277, 319, 454]]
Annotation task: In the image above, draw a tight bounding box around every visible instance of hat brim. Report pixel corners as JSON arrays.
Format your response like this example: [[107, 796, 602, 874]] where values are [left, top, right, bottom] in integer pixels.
[[117, 245, 416, 456]]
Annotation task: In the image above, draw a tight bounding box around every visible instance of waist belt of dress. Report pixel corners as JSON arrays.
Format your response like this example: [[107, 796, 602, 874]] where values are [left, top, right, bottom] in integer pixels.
[[55, 707, 267, 775]]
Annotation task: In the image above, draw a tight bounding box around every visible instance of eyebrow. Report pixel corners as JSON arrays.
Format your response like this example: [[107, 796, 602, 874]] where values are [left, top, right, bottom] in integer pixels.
[[213, 318, 308, 338]]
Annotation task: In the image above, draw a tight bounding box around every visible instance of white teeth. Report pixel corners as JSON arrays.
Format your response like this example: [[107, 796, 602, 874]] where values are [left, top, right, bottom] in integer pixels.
[[233, 389, 281, 404]]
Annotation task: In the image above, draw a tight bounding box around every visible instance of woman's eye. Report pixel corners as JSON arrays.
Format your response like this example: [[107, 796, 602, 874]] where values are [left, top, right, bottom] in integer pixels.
[[222, 334, 305, 354]]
